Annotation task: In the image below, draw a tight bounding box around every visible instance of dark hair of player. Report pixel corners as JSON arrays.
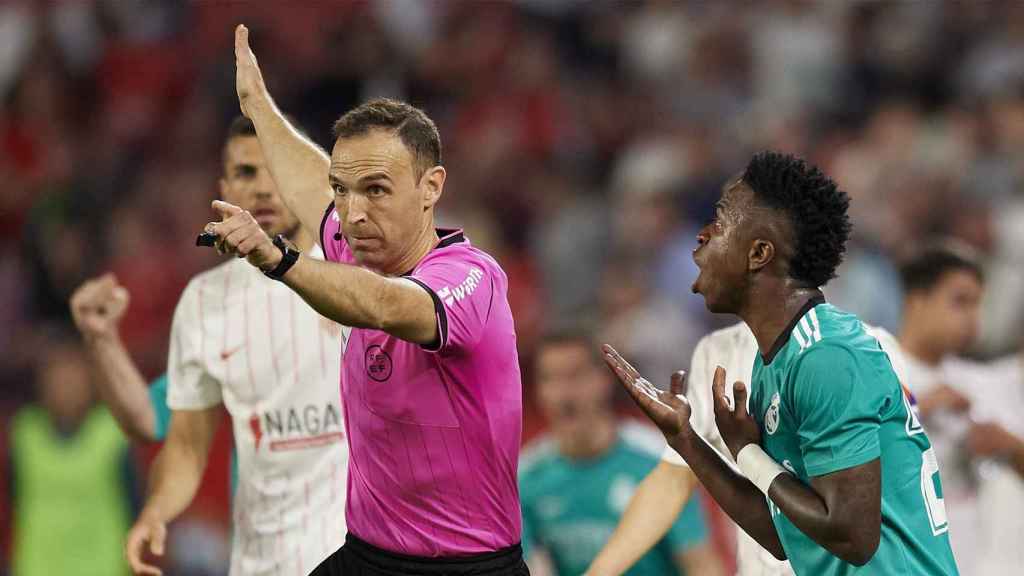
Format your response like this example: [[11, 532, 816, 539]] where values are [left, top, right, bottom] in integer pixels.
[[333, 98, 442, 179], [226, 115, 258, 139], [741, 151, 852, 288], [899, 240, 984, 294], [221, 115, 259, 168]]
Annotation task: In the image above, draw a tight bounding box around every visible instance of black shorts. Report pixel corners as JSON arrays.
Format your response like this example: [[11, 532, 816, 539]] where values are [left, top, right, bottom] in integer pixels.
[[309, 533, 530, 576]]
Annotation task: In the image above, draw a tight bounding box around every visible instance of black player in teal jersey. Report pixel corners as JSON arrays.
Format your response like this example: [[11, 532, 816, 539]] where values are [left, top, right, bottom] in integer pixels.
[[603, 152, 959, 575]]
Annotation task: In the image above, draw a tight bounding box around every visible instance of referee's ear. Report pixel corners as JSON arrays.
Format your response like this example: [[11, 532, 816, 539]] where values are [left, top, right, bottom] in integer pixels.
[[420, 165, 446, 211]]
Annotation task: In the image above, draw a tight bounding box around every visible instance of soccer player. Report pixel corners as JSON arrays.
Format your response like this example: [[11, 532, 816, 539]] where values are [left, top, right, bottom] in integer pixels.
[[591, 318, 908, 576], [214, 26, 526, 575], [119, 116, 351, 576], [520, 330, 722, 576], [603, 152, 959, 575], [875, 241, 1024, 574]]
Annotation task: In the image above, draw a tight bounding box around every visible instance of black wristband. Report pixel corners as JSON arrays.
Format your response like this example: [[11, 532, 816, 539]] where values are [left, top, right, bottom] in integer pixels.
[[263, 234, 300, 280]]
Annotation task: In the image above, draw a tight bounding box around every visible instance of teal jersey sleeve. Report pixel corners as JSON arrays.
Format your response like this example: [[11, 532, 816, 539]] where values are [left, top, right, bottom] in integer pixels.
[[789, 344, 882, 477], [148, 375, 172, 442], [665, 491, 709, 553]]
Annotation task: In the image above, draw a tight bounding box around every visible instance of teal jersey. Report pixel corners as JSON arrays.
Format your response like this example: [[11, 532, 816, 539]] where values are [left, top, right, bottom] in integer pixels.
[[149, 375, 238, 497], [750, 297, 958, 576], [519, 423, 709, 576]]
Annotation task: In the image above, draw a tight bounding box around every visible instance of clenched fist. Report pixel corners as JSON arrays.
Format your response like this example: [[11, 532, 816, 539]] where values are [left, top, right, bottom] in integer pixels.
[[70, 273, 130, 342]]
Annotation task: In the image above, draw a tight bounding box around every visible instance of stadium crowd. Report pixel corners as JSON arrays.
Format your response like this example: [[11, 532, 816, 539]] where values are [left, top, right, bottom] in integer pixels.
[[2, 1, 1024, 574]]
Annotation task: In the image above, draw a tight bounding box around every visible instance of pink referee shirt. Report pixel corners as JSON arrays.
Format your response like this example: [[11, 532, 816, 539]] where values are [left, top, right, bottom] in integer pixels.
[[320, 205, 523, 557]]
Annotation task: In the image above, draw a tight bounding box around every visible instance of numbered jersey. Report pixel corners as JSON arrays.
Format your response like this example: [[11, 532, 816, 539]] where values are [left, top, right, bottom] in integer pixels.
[[750, 297, 959, 576]]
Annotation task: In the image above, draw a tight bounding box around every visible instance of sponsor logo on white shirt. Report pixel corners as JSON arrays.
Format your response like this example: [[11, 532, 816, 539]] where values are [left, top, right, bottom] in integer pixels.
[[249, 402, 345, 452]]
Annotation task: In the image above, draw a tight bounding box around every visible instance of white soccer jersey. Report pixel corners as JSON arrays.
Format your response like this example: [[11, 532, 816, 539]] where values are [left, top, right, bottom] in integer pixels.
[[168, 246, 349, 576], [971, 355, 1024, 576], [661, 322, 902, 576]]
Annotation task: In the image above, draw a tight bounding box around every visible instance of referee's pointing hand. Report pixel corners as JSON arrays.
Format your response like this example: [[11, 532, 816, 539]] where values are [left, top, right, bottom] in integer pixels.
[[206, 200, 282, 271]]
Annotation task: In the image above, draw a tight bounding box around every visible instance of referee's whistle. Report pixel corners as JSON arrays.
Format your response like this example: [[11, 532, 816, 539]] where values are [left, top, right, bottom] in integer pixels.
[[196, 231, 218, 247]]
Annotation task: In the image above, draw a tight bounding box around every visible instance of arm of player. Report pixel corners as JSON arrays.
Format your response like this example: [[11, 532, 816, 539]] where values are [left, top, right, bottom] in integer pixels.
[[967, 421, 1024, 480], [714, 347, 883, 567], [234, 24, 332, 240], [70, 275, 158, 442], [125, 408, 221, 576], [207, 200, 438, 345], [602, 346, 787, 561], [762, 462, 881, 566], [677, 543, 726, 576], [915, 384, 971, 419], [587, 461, 697, 576]]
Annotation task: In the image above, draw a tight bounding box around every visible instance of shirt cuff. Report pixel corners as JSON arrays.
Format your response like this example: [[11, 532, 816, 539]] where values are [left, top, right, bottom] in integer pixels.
[[404, 277, 448, 353], [319, 201, 336, 250], [804, 443, 880, 477]]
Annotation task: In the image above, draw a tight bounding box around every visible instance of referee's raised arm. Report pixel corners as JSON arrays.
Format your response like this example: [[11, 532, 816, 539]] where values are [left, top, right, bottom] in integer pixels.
[[233, 24, 331, 244]]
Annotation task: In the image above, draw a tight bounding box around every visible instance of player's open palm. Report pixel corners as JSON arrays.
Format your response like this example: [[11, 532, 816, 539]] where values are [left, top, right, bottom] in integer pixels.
[[125, 514, 167, 576], [602, 344, 692, 441], [234, 24, 266, 118], [711, 366, 761, 460]]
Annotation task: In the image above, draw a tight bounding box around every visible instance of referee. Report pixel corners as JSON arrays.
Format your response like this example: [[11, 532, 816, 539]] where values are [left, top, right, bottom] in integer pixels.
[[206, 25, 528, 575]]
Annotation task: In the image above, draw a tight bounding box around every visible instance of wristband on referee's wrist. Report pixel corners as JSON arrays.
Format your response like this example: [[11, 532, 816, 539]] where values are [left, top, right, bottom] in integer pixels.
[[737, 444, 788, 495], [263, 234, 300, 280]]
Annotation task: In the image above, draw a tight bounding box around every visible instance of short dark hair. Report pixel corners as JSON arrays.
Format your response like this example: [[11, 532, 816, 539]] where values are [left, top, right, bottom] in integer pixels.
[[900, 240, 985, 294], [537, 327, 602, 367], [226, 115, 257, 140], [741, 151, 852, 287], [332, 98, 442, 178], [222, 115, 258, 168]]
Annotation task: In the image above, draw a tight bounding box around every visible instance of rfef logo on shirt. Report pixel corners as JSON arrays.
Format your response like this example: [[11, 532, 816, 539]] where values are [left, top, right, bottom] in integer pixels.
[[436, 267, 484, 307], [365, 345, 393, 382]]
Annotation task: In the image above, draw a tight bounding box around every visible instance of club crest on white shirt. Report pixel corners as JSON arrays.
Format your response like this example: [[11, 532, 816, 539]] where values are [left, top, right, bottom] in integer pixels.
[[765, 392, 781, 435]]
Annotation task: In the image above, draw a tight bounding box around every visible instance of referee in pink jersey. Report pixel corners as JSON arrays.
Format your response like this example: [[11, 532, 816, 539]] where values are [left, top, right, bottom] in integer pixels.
[[205, 26, 528, 575]]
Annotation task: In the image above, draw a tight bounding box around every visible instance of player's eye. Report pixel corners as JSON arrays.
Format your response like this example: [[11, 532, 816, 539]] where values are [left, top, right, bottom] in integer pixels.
[[236, 165, 257, 179], [367, 185, 386, 197], [332, 183, 347, 196]]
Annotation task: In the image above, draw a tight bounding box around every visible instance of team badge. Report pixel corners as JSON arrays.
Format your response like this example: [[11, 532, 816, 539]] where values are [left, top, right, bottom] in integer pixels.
[[765, 392, 781, 435]]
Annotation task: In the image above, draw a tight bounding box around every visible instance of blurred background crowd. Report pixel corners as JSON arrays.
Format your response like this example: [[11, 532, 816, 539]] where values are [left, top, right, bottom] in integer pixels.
[[2, 1, 1024, 574]]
